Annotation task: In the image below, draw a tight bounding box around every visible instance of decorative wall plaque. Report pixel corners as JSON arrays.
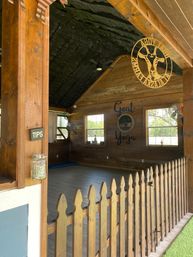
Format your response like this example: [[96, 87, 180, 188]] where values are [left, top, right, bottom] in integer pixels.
[[131, 37, 173, 89], [114, 102, 136, 145]]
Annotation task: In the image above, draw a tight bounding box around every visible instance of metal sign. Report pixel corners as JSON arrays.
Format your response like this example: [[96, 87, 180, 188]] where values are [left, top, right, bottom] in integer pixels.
[[29, 128, 44, 141], [117, 113, 135, 133], [131, 37, 173, 89]]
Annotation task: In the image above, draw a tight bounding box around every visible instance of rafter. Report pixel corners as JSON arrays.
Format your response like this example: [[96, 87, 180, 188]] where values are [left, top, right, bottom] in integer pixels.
[[108, 0, 193, 69]]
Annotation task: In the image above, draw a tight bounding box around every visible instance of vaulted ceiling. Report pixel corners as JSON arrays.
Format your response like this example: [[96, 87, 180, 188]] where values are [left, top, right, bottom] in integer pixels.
[[49, 0, 145, 108], [0, 0, 182, 108], [49, 0, 183, 108]]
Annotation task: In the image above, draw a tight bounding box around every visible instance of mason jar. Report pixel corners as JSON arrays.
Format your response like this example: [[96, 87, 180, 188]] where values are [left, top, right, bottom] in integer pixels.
[[31, 154, 47, 180]]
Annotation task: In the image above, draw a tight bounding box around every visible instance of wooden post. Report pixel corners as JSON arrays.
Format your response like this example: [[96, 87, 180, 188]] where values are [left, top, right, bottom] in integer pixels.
[[88, 186, 96, 257], [55, 194, 68, 257], [140, 171, 145, 257], [0, 1, 49, 257], [0, 0, 25, 183], [127, 175, 134, 257], [183, 68, 193, 212], [73, 190, 84, 257], [110, 179, 117, 257], [119, 177, 125, 257], [100, 182, 108, 257]]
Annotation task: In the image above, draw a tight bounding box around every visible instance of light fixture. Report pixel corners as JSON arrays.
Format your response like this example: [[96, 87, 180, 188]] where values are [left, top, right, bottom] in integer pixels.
[[96, 67, 102, 71]]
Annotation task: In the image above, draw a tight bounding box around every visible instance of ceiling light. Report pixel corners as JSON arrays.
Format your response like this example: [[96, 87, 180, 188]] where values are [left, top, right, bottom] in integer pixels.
[[96, 67, 102, 71]]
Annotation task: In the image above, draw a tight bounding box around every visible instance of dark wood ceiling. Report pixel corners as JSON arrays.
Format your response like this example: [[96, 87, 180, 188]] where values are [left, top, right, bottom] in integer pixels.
[[0, 0, 181, 107], [49, 0, 144, 108]]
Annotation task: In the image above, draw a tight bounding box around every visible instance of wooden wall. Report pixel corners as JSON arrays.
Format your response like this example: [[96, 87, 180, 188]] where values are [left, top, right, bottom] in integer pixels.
[[69, 56, 184, 169], [48, 141, 70, 164]]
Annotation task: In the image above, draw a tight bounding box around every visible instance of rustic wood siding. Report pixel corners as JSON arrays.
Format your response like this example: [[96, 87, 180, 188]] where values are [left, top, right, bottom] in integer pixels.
[[70, 56, 183, 168]]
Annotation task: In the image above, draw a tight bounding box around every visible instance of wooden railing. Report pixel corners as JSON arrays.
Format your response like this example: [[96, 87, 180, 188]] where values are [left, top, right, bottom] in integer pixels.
[[48, 157, 188, 257]]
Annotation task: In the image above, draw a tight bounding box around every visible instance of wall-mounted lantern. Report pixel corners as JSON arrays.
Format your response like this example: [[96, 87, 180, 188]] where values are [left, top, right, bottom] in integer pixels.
[[31, 154, 47, 180]]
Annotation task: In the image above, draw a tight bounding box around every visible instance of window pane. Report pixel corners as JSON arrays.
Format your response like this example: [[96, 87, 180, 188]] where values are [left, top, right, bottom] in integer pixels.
[[87, 129, 104, 144], [87, 129, 104, 137], [86, 114, 104, 144], [87, 114, 104, 129], [56, 135, 64, 140], [147, 107, 177, 127], [56, 115, 68, 140], [57, 116, 68, 127], [60, 128, 69, 138], [56, 128, 69, 140], [147, 107, 178, 146], [148, 127, 178, 146]]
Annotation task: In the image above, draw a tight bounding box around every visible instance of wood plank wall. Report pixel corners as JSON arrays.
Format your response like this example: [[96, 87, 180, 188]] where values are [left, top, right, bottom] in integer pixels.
[[49, 142, 70, 164], [69, 56, 183, 169]]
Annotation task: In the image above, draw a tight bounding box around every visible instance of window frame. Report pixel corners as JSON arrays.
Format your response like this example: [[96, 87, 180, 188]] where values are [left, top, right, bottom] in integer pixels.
[[145, 106, 179, 147], [85, 113, 105, 145]]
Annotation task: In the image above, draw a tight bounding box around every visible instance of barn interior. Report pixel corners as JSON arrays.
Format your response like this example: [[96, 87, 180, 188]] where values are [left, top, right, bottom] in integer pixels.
[[47, 4, 185, 254], [0, 1, 192, 257], [47, 0, 183, 169], [0, 0, 185, 210]]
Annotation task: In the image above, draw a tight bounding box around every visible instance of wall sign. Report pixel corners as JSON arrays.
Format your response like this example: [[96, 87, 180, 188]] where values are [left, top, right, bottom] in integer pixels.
[[117, 114, 135, 133], [115, 131, 136, 145], [131, 37, 173, 89], [114, 101, 134, 114], [114, 102, 136, 145], [29, 128, 44, 141]]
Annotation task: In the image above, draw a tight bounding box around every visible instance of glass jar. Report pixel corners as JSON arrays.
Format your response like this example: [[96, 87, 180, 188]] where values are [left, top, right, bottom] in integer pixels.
[[31, 154, 47, 180]]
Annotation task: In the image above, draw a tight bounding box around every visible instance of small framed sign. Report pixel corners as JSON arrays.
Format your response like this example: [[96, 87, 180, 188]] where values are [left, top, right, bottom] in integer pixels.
[[29, 128, 44, 141]]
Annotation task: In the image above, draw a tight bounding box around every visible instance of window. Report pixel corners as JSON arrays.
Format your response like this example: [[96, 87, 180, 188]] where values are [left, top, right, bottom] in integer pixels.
[[146, 107, 178, 146], [86, 114, 104, 144], [56, 115, 69, 140]]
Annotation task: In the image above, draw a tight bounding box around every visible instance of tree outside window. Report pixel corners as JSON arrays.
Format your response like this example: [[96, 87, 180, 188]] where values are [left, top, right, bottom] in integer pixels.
[[146, 107, 178, 146], [86, 114, 104, 144]]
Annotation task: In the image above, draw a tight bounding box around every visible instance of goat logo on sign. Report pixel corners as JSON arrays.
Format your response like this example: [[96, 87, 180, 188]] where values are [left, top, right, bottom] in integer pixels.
[[131, 37, 172, 88]]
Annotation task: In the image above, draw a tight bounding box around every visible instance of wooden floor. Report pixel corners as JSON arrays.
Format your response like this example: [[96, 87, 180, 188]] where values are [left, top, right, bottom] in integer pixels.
[[48, 164, 133, 257]]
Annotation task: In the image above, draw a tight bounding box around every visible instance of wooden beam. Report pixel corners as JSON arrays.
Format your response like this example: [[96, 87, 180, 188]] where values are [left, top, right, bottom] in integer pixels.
[[183, 68, 193, 212], [41, 6, 49, 257], [108, 0, 192, 69], [1, 0, 26, 185], [7, 0, 25, 8], [17, 0, 26, 187], [1, 1, 49, 256], [36, 0, 68, 23]]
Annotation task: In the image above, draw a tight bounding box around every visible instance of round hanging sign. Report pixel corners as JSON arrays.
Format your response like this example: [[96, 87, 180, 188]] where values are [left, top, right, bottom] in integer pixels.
[[131, 37, 173, 89], [117, 114, 135, 133]]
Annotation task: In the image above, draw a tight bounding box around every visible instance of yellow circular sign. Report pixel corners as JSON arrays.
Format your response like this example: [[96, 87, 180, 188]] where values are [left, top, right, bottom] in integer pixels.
[[131, 37, 173, 88]]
